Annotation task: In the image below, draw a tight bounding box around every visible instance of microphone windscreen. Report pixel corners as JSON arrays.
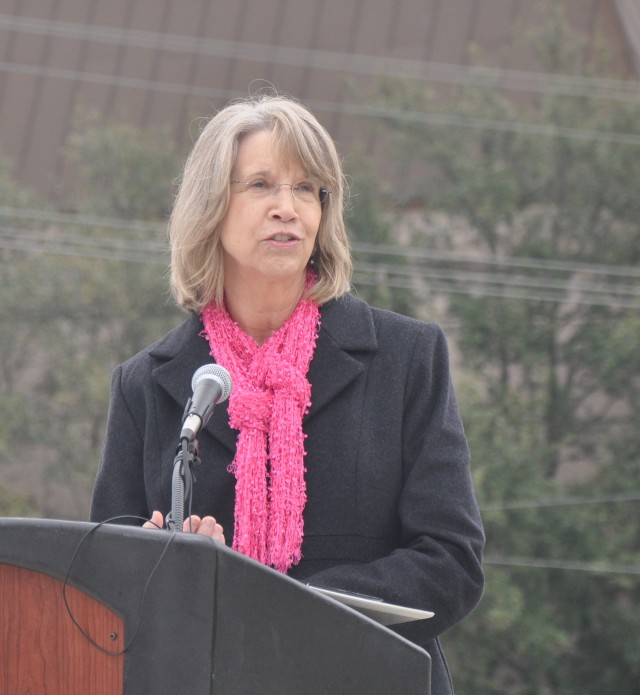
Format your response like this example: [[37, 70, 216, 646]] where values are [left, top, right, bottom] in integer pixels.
[[191, 364, 232, 402]]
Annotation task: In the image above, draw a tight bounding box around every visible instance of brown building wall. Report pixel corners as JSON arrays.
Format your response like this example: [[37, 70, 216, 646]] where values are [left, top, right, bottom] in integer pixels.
[[0, 0, 635, 202]]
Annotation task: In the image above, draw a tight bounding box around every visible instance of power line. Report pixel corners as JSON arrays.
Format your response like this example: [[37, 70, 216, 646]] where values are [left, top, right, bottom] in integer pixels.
[[3, 207, 639, 279], [0, 241, 165, 264], [2, 227, 639, 309], [323, 100, 640, 147], [0, 59, 236, 101], [3, 57, 640, 148], [0, 226, 166, 253], [2, 208, 639, 309], [3, 232, 636, 309], [480, 491, 640, 512], [1, 13, 640, 103], [484, 556, 640, 576], [355, 260, 640, 299], [352, 273, 640, 310], [0, 228, 167, 264], [352, 242, 640, 279], [1, 239, 634, 308], [0, 206, 166, 234]]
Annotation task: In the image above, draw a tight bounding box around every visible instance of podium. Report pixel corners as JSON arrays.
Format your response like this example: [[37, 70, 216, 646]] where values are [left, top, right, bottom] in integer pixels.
[[0, 518, 431, 694]]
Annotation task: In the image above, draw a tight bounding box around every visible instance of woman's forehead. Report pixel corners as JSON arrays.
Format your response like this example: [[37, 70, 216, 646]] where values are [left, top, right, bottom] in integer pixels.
[[234, 131, 311, 176]]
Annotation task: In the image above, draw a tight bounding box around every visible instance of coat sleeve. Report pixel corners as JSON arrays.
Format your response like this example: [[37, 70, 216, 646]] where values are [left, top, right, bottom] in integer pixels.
[[301, 322, 485, 643], [90, 363, 150, 524]]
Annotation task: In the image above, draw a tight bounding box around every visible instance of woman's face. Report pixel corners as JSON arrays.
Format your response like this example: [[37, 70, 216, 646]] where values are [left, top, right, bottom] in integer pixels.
[[218, 129, 322, 293]]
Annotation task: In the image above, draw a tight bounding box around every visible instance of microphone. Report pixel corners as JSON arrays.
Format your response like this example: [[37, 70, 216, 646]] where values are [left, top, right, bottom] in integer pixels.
[[180, 364, 232, 441]]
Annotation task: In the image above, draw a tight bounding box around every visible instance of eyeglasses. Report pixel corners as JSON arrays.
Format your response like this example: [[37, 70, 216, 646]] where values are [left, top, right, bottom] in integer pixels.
[[231, 178, 330, 205]]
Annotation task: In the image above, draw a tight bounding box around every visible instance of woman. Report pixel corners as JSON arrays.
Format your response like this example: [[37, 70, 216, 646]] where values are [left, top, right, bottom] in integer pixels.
[[90, 94, 484, 694]]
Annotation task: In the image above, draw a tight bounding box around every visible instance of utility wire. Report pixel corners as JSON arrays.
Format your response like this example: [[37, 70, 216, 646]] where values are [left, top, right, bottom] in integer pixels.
[[0, 59, 235, 102], [352, 274, 640, 310], [0, 227, 167, 264], [3, 57, 640, 147], [3, 207, 640, 279], [323, 100, 640, 146], [3, 224, 637, 299], [2, 208, 639, 309], [1, 13, 640, 102], [0, 206, 166, 234], [482, 495, 640, 580], [484, 556, 640, 576], [354, 260, 640, 298], [2, 228, 639, 309], [352, 242, 640, 279], [0, 227, 166, 253], [480, 491, 640, 512], [2, 240, 635, 308]]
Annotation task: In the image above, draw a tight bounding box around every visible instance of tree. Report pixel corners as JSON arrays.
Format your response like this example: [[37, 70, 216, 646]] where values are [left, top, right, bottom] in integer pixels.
[[0, 156, 50, 516], [355, 6, 640, 693], [0, 119, 184, 519], [344, 150, 419, 317], [63, 109, 180, 220]]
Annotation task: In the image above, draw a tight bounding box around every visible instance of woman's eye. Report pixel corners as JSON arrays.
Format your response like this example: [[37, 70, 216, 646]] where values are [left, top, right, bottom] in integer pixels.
[[297, 182, 315, 194], [249, 180, 269, 190]]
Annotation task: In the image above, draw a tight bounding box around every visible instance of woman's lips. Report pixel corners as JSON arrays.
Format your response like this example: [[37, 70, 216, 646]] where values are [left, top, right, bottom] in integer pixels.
[[265, 232, 301, 245]]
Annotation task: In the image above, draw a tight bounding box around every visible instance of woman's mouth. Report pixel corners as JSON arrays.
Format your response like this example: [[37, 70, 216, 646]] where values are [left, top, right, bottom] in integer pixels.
[[267, 233, 300, 244]]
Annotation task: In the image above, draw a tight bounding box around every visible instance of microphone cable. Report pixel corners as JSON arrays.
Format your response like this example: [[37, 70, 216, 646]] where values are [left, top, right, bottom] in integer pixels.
[[61, 515, 177, 656]]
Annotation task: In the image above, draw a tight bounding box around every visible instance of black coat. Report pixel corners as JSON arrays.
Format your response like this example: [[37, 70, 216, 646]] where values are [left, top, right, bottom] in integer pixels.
[[91, 293, 485, 694]]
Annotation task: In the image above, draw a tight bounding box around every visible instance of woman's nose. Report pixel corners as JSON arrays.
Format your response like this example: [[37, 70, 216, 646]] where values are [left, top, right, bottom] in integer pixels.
[[269, 185, 299, 219]]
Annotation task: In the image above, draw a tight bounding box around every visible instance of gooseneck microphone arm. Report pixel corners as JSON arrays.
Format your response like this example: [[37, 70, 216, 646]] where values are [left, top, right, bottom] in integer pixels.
[[166, 365, 232, 532]]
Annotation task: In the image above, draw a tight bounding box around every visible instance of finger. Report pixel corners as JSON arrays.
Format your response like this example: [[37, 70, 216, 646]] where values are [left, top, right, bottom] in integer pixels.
[[143, 510, 164, 530], [196, 516, 225, 543], [183, 515, 202, 533]]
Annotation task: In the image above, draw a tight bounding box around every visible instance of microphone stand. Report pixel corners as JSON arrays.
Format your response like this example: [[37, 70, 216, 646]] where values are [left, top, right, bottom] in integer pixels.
[[167, 364, 231, 531], [166, 437, 200, 532]]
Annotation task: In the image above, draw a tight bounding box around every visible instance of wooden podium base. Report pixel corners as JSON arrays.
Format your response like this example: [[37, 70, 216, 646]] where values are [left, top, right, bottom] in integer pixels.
[[0, 563, 124, 695]]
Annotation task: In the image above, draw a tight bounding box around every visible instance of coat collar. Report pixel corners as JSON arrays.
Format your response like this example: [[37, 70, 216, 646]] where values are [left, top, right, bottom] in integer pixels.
[[149, 294, 377, 450], [307, 293, 377, 418]]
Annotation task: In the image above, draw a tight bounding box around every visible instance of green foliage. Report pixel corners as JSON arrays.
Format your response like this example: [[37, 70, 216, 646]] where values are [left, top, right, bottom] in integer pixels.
[[0, 484, 38, 517], [345, 150, 418, 315], [358, 6, 640, 694], [0, 6, 637, 691], [64, 110, 181, 219], [443, 388, 640, 694], [0, 118, 182, 519]]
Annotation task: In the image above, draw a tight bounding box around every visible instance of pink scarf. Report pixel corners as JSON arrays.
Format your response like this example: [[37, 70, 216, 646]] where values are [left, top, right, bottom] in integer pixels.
[[200, 288, 320, 573]]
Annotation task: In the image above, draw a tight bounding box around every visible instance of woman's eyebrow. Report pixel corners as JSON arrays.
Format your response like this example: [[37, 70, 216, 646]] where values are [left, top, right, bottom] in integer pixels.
[[238, 168, 271, 178], [238, 167, 316, 180]]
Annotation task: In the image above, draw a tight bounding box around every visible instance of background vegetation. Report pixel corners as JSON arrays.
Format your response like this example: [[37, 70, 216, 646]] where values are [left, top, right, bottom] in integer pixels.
[[1, 9, 638, 694]]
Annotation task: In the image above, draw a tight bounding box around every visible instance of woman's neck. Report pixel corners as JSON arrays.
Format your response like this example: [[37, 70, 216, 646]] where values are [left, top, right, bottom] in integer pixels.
[[223, 276, 306, 344]]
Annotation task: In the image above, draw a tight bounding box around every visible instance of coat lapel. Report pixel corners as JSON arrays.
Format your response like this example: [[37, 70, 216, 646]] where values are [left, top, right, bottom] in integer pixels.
[[147, 294, 377, 446], [307, 294, 377, 420], [150, 314, 238, 453]]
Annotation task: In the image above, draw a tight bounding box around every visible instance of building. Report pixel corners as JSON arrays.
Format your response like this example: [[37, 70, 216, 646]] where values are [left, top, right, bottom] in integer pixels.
[[0, 0, 638, 202]]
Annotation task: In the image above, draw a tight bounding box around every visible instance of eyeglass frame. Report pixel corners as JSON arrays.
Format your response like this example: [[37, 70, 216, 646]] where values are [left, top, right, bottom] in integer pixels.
[[230, 179, 330, 205]]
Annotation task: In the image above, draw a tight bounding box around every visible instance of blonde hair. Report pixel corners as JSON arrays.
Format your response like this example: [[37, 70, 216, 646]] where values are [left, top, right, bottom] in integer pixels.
[[169, 94, 352, 312]]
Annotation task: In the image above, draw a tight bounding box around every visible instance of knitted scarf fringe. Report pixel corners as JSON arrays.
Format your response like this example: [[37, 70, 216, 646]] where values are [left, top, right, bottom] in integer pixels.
[[200, 292, 320, 573]]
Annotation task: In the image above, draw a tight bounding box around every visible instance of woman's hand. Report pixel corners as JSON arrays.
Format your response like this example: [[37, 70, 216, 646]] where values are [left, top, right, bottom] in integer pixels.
[[182, 515, 226, 543], [143, 510, 225, 543]]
